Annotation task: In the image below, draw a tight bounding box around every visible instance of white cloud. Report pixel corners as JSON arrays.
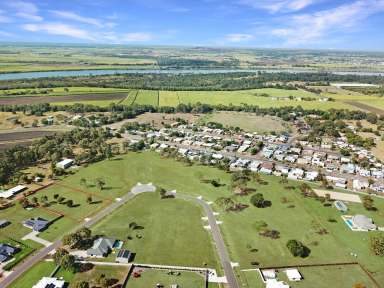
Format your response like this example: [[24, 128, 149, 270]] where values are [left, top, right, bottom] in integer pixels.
[[122, 32, 153, 42], [22, 23, 94, 40], [224, 33, 253, 42], [50, 10, 103, 27], [0, 10, 12, 23], [8, 1, 42, 21], [271, 0, 384, 45], [238, 0, 318, 13], [169, 7, 190, 13], [0, 30, 14, 37]]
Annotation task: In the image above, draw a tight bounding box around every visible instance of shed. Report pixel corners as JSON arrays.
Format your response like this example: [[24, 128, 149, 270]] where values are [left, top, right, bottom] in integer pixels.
[[116, 249, 132, 263], [285, 269, 302, 281]]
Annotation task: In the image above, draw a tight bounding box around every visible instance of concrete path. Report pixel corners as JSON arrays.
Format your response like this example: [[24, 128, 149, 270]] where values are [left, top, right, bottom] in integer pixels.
[[21, 231, 52, 247]]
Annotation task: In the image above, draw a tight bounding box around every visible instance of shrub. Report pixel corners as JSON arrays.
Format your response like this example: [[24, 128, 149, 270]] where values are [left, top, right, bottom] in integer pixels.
[[286, 239, 310, 257]]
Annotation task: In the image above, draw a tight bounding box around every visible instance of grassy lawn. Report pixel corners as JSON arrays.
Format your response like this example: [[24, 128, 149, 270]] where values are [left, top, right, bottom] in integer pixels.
[[92, 192, 218, 268], [203, 111, 290, 133], [3, 152, 384, 287], [128, 269, 207, 288], [55, 265, 128, 288], [8, 261, 57, 288]]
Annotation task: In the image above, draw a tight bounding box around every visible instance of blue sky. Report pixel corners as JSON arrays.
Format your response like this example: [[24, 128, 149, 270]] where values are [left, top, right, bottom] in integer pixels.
[[0, 0, 383, 50]]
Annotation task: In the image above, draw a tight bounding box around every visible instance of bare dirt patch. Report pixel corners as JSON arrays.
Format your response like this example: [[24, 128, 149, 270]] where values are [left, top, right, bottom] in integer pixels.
[[206, 111, 289, 133], [344, 101, 384, 115]]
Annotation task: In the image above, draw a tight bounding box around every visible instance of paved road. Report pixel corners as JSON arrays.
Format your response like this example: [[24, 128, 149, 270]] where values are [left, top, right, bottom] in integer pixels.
[[0, 191, 137, 288], [177, 194, 239, 288]]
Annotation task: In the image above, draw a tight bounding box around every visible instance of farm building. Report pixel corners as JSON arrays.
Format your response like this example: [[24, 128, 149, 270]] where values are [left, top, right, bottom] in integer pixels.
[[116, 249, 132, 263], [266, 279, 290, 288], [23, 217, 50, 232], [87, 237, 116, 257], [56, 158, 74, 169], [0, 185, 27, 199], [32, 277, 65, 288]]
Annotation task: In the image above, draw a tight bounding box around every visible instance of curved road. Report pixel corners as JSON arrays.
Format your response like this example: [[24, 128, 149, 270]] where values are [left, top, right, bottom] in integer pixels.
[[177, 194, 239, 288]]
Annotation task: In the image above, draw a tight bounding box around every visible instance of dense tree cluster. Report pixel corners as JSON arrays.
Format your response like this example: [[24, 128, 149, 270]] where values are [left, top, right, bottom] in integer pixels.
[[0, 127, 113, 185], [0, 72, 382, 91]]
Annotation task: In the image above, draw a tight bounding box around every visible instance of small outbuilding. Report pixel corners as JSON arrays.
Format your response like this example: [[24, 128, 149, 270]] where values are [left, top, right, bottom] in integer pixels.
[[116, 249, 132, 263], [284, 269, 302, 281], [56, 159, 74, 170]]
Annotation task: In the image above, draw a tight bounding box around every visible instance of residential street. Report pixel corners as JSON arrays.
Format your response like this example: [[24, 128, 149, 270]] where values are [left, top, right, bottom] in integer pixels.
[[0, 187, 141, 288], [177, 194, 239, 288]]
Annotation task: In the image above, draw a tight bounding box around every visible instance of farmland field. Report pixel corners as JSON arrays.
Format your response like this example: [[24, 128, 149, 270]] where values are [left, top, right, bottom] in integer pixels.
[[202, 112, 290, 133]]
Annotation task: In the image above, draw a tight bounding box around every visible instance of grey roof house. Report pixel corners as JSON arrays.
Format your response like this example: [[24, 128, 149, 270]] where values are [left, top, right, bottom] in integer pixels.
[[0, 243, 18, 263], [23, 217, 50, 232], [87, 237, 116, 257]]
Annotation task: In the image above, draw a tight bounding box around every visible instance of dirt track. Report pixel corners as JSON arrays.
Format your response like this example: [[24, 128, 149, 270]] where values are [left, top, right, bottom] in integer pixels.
[[344, 101, 384, 115], [0, 93, 127, 105]]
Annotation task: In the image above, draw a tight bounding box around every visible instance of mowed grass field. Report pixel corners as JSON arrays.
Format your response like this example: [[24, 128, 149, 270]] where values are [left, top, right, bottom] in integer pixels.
[[3, 152, 384, 287], [92, 193, 218, 268], [128, 269, 208, 288]]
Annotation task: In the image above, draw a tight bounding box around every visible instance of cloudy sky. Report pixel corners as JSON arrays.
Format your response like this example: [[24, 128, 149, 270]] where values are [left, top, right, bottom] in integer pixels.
[[0, 0, 383, 50]]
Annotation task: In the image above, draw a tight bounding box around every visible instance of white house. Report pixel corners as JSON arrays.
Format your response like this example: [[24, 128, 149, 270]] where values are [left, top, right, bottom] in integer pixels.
[[32, 277, 65, 288], [353, 179, 369, 191]]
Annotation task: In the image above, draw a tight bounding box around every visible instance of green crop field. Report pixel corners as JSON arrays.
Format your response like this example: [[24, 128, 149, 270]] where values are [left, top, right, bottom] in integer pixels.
[[49, 87, 358, 110]]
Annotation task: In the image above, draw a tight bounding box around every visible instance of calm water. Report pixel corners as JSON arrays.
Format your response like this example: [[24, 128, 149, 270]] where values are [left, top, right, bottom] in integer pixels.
[[0, 68, 383, 81]]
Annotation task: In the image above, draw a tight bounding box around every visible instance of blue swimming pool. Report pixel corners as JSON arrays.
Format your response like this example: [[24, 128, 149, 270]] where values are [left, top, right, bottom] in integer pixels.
[[345, 219, 354, 228]]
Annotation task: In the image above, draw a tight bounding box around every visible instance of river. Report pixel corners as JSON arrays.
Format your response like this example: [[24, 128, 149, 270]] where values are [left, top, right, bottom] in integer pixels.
[[0, 68, 383, 81]]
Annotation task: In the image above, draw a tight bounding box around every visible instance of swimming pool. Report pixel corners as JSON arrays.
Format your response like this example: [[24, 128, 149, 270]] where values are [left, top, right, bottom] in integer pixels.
[[345, 219, 354, 229]]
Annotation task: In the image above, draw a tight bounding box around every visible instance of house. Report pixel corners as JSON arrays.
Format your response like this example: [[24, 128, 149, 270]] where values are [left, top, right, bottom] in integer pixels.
[[116, 249, 132, 263], [87, 237, 116, 257], [260, 162, 274, 175], [288, 168, 304, 180], [350, 215, 377, 231], [340, 163, 356, 174], [23, 217, 50, 232], [32, 277, 65, 288], [284, 269, 302, 281], [305, 171, 319, 181], [275, 165, 290, 175], [0, 219, 10, 228], [249, 161, 262, 172], [0, 185, 27, 199], [353, 179, 369, 191], [238, 145, 250, 153], [56, 158, 74, 170], [0, 243, 17, 263]]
